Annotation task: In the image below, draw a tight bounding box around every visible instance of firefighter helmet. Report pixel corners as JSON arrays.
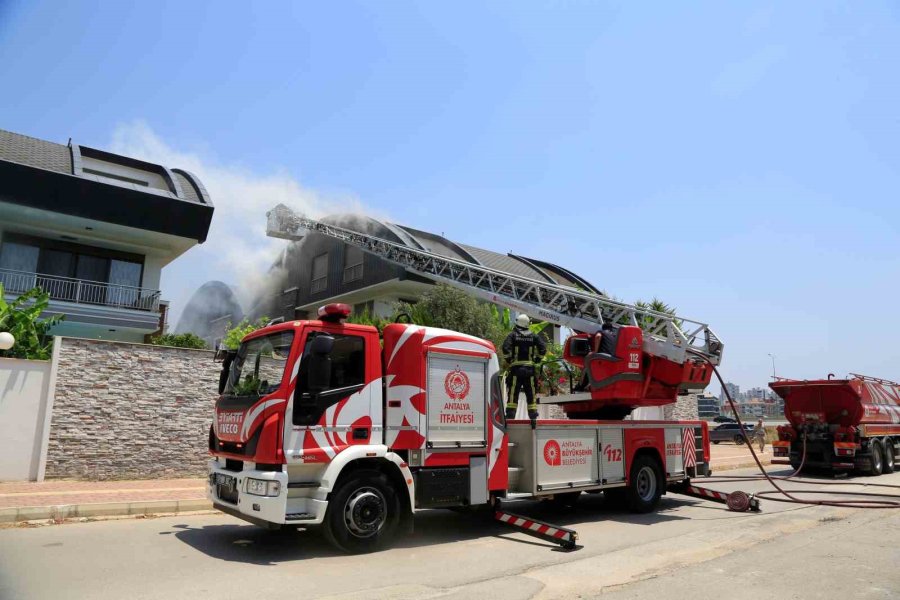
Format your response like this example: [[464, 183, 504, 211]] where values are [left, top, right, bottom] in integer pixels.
[[515, 314, 530, 328]]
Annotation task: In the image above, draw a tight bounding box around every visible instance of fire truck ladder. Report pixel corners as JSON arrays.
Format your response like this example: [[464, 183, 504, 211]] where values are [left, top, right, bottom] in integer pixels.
[[266, 205, 723, 366]]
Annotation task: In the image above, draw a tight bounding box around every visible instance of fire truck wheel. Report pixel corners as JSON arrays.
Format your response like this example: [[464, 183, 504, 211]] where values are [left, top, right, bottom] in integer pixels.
[[323, 469, 400, 554], [626, 455, 664, 513], [866, 441, 884, 477], [881, 438, 895, 474]]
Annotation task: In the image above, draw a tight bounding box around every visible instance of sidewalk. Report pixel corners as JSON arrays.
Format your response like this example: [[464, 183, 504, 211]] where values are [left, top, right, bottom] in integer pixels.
[[0, 478, 209, 524], [709, 443, 774, 472], [1, 444, 773, 524]]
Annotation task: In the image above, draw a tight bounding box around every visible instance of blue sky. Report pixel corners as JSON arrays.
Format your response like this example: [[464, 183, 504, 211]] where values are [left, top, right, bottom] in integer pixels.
[[1, 1, 898, 392]]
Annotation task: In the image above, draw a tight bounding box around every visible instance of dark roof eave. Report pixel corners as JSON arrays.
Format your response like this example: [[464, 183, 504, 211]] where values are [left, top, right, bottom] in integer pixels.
[[0, 159, 213, 243]]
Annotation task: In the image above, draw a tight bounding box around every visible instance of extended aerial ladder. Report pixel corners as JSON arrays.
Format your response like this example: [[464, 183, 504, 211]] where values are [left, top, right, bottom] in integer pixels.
[[266, 204, 723, 417]]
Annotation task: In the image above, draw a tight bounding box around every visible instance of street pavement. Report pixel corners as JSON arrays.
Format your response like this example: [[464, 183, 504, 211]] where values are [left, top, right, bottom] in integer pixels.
[[1, 466, 898, 600], [0, 444, 772, 522]]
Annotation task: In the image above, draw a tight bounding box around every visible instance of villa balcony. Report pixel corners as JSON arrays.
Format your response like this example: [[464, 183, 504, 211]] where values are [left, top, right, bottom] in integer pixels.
[[0, 268, 161, 312]]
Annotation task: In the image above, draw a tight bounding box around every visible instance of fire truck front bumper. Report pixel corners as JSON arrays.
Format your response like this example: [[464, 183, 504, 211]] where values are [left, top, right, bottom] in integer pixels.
[[207, 460, 328, 527]]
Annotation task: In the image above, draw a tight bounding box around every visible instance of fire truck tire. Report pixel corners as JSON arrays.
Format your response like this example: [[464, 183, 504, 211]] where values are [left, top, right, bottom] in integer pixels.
[[323, 469, 400, 554], [881, 438, 895, 474], [866, 441, 884, 477], [626, 455, 664, 513]]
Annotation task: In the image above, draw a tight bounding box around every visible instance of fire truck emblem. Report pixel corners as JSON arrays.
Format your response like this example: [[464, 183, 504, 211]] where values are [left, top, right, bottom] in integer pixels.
[[543, 439, 562, 466], [444, 368, 470, 401], [630, 337, 639, 348]]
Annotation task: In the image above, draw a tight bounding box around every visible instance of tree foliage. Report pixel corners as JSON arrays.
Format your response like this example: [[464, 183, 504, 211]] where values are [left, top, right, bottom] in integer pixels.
[[345, 308, 392, 332], [634, 297, 681, 331], [149, 332, 209, 349], [396, 284, 508, 350], [0, 283, 63, 360], [223, 316, 270, 349]]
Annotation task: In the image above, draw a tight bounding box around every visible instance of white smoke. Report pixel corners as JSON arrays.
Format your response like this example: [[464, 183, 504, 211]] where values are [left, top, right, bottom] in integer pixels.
[[108, 121, 379, 323]]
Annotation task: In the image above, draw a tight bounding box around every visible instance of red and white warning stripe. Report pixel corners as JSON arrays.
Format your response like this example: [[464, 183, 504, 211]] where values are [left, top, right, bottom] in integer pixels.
[[685, 485, 729, 502], [683, 428, 697, 469], [495, 511, 576, 544]]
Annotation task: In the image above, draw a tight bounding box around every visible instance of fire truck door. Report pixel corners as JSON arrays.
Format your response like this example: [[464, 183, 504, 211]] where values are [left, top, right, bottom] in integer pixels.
[[425, 352, 488, 449]]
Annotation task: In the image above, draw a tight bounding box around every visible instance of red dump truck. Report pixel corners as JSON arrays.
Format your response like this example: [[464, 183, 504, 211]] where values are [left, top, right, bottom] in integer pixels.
[[770, 374, 900, 475]]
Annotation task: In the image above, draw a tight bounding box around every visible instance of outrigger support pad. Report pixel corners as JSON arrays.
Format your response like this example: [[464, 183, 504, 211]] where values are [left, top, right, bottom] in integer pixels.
[[669, 481, 761, 513], [494, 504, 579, 550]]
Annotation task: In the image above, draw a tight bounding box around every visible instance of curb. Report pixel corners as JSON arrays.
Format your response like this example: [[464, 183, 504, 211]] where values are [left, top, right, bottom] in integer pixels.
[[0, 498, 213, 524]]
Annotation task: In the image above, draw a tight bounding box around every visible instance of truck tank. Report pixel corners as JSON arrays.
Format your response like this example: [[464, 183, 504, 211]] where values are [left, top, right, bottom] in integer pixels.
[[769, 374, 900, 474], [770, 374, 900, 429]]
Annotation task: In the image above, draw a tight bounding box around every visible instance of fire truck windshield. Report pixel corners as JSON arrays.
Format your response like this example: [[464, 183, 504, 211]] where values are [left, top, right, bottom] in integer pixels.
[[225, 331, 294, 397]]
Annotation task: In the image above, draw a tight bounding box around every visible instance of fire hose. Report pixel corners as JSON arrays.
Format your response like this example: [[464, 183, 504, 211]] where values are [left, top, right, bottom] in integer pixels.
[[688, 350, 900, 509]]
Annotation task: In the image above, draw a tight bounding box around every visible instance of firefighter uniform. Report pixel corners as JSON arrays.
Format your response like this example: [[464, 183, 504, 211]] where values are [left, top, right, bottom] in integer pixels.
[[502, 320, 547, 420]]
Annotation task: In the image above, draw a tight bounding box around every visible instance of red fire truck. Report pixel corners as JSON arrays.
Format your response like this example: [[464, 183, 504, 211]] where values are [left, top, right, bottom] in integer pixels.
[[206, 207, 724, 553]]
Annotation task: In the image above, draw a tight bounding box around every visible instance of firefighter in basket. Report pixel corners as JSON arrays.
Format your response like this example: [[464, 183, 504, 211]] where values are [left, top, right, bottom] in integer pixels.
[[502, 314, 547, 420]]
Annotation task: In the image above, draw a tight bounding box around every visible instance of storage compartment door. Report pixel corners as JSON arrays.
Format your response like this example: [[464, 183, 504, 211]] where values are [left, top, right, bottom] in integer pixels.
[[665, 428, 685, 476], [599, 428, 625, 484], [426, 353, 487, 448], [534, 428, 598, 491]]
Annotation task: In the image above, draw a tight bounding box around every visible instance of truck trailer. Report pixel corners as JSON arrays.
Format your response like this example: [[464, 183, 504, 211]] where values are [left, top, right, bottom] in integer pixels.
[[770, 374, 900, 475]]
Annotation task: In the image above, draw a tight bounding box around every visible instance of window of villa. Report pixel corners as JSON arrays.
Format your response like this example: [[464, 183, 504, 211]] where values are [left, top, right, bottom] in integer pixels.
[[311, 253, 328, 294], [343, 246, 364, 283], [0, 234, 144, 299]]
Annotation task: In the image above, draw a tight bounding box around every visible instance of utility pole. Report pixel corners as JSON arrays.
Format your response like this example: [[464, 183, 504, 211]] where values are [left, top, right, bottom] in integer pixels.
[[767, 353, 777, 379]]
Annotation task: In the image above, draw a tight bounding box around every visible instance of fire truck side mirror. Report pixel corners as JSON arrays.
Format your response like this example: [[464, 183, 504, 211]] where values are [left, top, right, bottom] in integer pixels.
[[217, 351, 236, 395]]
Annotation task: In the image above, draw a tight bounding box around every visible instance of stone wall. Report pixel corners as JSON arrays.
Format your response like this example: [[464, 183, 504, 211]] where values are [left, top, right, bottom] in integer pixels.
[[664, 393, 700, 421], [45, 338, 219, 480]]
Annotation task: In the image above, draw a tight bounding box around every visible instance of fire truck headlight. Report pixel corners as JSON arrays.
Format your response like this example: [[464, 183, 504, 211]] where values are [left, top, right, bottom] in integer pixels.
[[246, 478, 281, 497]]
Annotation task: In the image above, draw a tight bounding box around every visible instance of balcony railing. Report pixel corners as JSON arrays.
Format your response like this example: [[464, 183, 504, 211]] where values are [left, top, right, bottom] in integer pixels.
[[0, 268, 161, 312]]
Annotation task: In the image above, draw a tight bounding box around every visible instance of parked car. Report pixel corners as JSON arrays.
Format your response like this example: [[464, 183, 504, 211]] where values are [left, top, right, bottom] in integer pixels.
[[713, 415, 737, 423], [709, 422, 754, 444]]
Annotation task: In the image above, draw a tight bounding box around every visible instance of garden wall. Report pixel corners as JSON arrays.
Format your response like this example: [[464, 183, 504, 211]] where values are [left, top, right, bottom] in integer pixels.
[[0, 358, 54, 480], [44, 337, 219, 480]]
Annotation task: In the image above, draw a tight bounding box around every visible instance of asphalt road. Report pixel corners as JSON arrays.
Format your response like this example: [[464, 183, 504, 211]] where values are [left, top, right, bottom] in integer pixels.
[[1, 467, 899, 600]]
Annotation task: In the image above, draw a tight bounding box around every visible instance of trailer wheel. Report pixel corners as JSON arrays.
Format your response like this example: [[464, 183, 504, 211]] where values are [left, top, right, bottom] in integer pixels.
[[733, 435, 744, 445], [323, 469, 400, 554], [626, 455, 664, 513], [882, 438, 895, 474], [866, 441, 884, 477]]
